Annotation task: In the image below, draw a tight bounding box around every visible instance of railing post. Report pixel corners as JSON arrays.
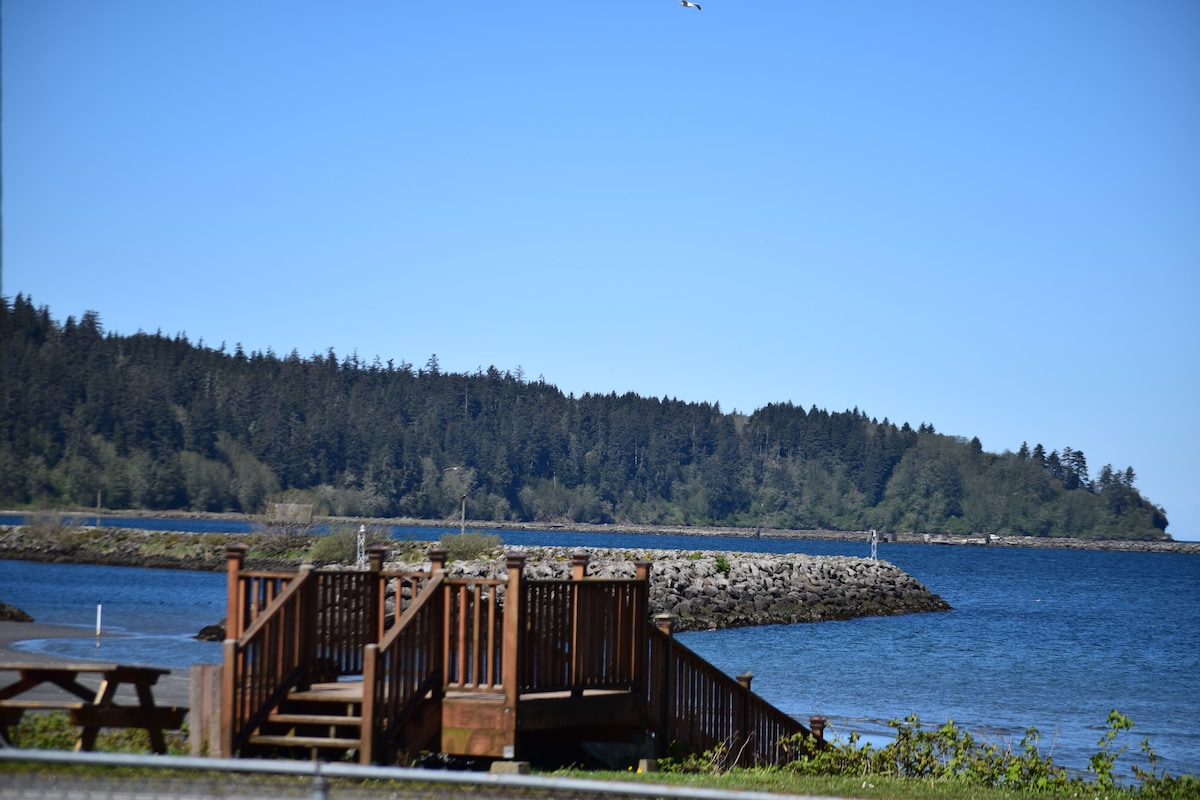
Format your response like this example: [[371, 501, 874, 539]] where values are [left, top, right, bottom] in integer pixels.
[[294, 565, 315, 689], [502, 553, 527, 710], [428, 547, 448, 574], [570, 550, 589, 580], [653, 612, 677, 758], [220, 639, 235, 757], [633, 561, 652, 690], [570, 551, 589, 694], [225, 544, 249, 641], [360, 643, 378, 765], [368, 545, 388, 643], [368, 544, 387, 572], [809, 715, 826, 743]]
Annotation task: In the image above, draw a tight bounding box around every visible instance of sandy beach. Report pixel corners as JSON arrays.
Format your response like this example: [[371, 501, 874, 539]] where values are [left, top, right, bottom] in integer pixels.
[[0, 621, 193, 707]]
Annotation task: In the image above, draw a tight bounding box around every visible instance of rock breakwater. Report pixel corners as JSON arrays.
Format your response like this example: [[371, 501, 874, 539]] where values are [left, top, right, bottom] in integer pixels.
[[425, 547, 951, 632]]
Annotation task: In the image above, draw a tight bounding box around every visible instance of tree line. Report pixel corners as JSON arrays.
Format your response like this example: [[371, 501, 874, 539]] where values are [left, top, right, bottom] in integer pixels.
[[0, 296, 1170, 539]]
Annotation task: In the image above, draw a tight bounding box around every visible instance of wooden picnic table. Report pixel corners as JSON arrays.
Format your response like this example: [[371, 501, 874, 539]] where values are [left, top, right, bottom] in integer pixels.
[[0, 662, 187, 753]]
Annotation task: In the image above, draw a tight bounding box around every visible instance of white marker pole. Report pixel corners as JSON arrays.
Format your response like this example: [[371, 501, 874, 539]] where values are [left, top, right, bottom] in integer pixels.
[[96, 602, 102, 647]]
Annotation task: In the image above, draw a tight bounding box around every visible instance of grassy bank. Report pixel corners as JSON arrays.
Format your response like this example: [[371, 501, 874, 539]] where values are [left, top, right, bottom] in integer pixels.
[[3, 711, 1196, 799]]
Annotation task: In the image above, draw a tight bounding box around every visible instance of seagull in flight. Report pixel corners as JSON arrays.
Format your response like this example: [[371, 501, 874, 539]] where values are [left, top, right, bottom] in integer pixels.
[[680, 0, 701, 9]]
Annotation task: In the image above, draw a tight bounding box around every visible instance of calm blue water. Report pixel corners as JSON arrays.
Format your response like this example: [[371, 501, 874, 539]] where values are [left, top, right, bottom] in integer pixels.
[[1, 524, 1196, 778]]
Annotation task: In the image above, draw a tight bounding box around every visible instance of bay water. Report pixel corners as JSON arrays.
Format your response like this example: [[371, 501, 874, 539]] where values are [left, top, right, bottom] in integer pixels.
[[1, 523, 1196, 777]]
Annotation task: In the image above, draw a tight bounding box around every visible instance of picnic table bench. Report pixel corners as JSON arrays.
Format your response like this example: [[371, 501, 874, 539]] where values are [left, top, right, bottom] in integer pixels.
[[0, 663, 187, 753]]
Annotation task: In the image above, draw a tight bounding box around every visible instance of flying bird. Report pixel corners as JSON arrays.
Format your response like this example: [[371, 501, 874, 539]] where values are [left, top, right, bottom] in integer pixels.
[[680, 0, 701, 9]]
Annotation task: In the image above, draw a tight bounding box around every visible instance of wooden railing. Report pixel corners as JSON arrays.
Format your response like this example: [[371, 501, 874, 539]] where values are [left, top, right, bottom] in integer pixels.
[[308, 570, 378, 679], [222, 566, 316, 754], [521, 578, 646, 693], [443, 577, 505, 693], [362, 572, 446, 764], [231, 571, 296, 637], [645, 623, 808, 767]]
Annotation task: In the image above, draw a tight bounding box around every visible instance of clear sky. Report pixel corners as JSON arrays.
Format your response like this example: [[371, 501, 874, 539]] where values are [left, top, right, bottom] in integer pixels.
[[4, 1, 1198, 540]]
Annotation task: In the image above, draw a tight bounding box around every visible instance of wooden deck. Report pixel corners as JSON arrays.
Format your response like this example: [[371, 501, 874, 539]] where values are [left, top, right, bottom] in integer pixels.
[[218, 544, 817, 767]]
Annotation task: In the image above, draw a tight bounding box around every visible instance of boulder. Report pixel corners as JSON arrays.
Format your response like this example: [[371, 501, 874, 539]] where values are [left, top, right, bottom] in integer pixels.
[[0, 601, 34, 622]]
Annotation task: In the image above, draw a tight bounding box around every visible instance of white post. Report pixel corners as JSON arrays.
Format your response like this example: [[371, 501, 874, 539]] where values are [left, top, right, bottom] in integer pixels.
[[95, 602, 102, 647], [356, 524, 366, 570]]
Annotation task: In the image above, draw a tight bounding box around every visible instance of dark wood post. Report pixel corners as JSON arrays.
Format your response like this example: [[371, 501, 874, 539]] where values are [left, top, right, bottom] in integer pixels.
[[361, 643, 377, 765], [502, 553, 527, 710], [224, 544, 249, 641], [633, 561, 652, 690], [570, 550, 590, 580], [809, 715, 826, 742], [221, 541, 248, 760], [428, 547, 448, 574], [569, 552, 589, 693], [220, 639, 235, 758], [653, 612, 677, 758], [368, 545, 388, 643]]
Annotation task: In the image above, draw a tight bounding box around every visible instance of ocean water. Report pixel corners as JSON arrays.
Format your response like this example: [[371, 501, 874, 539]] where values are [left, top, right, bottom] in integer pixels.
[[1, 528, 1196, 777]]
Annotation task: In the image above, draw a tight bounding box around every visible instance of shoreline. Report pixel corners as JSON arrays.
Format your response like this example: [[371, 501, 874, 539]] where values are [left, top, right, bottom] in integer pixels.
[[5, 509, 1198, 554], [0, 621, 194, 708]]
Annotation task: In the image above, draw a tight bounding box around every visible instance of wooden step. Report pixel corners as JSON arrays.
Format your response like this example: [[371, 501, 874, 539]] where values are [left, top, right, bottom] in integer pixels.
[[248, 734, 361, 750], [268, 712, 363, 727], [287, 682, 364, 704]]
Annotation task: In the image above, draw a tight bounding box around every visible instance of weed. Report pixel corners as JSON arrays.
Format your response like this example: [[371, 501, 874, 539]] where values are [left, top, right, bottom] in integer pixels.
[[308, 523, 389, 566], [777, 710, 1194, 796], [440, 530, 502, 562]]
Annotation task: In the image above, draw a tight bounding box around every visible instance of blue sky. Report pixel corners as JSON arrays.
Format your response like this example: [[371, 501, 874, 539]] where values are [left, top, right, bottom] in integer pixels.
[[4, 1, 1198, 540]]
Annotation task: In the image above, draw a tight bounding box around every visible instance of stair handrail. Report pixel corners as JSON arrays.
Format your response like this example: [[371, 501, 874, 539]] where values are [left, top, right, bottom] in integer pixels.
[[645, 621, 810, 767], [361, 570, 446, 764], [221, 565, 317, 756]]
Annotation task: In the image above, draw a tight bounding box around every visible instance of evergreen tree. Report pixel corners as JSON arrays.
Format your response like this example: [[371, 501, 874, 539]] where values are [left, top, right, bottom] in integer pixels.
[[0, 296, 1170, 541]]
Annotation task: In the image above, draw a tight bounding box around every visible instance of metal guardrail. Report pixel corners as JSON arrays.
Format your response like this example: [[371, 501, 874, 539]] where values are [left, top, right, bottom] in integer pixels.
[[0, 748, 856, 800]]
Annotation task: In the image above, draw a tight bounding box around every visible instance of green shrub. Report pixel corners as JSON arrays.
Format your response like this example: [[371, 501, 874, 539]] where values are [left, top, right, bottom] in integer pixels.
[[440, 530, 502, 562], [777, 710, 1197, 796], [714, 554, 732, 574], [308, 523, 389, 566]]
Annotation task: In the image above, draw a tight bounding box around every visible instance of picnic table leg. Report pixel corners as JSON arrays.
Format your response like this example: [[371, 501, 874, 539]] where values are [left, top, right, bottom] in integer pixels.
[[75, 676, 120, 752], [135, 682, 168, 754], [0, 708, 23, 747]]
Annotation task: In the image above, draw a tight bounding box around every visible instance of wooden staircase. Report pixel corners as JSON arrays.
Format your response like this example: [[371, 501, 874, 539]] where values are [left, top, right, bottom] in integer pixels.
[[221, 545, 817, 767], [246, 681, 367, 759]]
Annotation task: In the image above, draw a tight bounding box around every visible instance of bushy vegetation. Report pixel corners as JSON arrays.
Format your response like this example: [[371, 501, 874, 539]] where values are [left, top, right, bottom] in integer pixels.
[[306, 523, 390, 566], [657, 711, 1197, 799], [1, 295, 1169, 539], [439, 530, 503, 562]]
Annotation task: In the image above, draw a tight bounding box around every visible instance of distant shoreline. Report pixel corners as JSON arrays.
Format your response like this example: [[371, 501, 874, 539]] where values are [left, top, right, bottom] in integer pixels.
[[3, 509, 1198, 555]]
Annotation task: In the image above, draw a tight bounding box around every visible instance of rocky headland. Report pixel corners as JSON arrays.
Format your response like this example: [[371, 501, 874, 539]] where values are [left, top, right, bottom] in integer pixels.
[[1, 525, 951, 633], [435, 546, 951, 632]]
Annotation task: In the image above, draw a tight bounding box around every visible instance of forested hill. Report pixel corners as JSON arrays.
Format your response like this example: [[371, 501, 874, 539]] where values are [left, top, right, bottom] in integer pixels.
[[0, 296, 1169, 540]]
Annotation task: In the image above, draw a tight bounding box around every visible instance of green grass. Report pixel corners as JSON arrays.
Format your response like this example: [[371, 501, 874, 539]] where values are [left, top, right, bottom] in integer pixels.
[[6, 710, 189, 755], [548, 768, 1080, 800]]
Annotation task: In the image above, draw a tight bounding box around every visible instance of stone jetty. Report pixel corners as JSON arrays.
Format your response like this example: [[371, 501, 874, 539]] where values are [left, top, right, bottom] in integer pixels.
[[420, 547, 951, 632]]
